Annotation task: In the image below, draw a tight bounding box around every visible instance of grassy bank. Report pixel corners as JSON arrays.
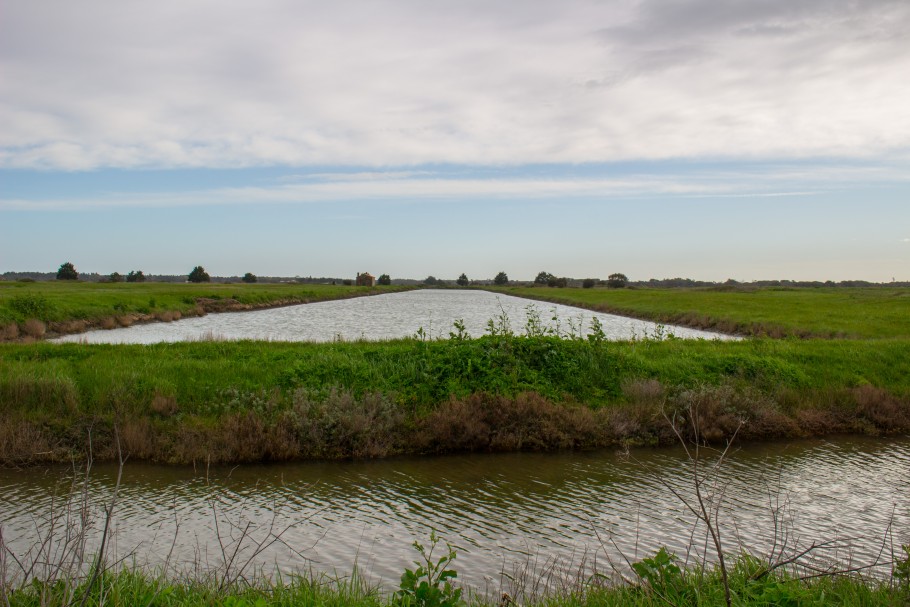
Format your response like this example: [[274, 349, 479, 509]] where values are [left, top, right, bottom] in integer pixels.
[[5, 554, 906, 606], [492, 285, 910, 339], [2, 335, 909, 464], [0, 281, 413, 340]]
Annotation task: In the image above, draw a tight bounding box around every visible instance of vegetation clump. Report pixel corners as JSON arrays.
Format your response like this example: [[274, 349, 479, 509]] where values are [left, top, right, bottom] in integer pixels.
[[188, 265, 211, 283], [56, 262, 78, 280]]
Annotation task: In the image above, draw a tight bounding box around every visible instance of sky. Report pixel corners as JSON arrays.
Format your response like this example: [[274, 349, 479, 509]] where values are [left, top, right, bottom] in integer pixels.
[[2, 0, 909, 282]]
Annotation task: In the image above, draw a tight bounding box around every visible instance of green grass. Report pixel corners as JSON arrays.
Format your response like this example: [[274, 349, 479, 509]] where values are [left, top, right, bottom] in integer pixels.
[[493, 286, 910, 339], [1, 335, 908, 463], [0, 280, 412, 326], [4, 549, 905, 606]]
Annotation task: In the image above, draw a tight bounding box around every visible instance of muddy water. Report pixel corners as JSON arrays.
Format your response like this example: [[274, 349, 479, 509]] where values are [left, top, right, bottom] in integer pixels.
[[51, 289, 733, 344], [2, 437, 907, 590]]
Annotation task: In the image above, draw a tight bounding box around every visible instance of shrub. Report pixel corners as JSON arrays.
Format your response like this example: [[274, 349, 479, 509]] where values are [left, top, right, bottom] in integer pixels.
[[56, 262, 78, 280], [607, 272, 628, 288], [8, 294, 51, 319], [126, 270, 146, 282], [242, 272, 257, 283], [109, 271, 123, 283], [582, 278, 596, 289], [187, 266, 210, 283], [378, 274, 391, 285]]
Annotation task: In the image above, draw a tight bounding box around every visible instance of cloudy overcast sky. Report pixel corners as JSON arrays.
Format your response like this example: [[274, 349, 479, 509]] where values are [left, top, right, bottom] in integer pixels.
[[2, 0, 909, 281]]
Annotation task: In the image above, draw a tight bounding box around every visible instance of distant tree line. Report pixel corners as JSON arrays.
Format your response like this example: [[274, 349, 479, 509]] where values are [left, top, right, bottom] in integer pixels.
[[3, 267, 908, 289]]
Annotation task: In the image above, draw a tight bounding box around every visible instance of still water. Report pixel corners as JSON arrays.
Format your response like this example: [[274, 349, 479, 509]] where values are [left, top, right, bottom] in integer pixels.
[[2, 438, 907, 590], [52, 289, 732, 344]]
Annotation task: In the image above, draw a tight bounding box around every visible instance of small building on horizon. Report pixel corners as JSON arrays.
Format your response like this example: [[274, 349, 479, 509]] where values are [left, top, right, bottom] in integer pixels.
[[356, 272, 375, 287]]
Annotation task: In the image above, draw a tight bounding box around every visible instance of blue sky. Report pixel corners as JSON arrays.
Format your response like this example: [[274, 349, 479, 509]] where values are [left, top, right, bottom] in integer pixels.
[[2, 0, 909, 281]]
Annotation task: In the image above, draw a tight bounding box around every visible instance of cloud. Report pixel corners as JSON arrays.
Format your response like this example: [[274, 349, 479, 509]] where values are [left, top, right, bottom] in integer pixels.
[[2, 0, 910, 170]]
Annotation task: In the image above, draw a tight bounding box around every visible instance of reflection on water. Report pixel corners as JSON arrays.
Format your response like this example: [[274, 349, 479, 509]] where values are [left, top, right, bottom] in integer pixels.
[[51, 289, 732, 344], [2, 437, 907, 590]]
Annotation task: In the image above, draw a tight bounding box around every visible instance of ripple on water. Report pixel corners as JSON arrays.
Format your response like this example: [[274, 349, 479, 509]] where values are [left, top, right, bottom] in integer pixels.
[[51, 289, 734, 344], [0, 437, 907, 589]]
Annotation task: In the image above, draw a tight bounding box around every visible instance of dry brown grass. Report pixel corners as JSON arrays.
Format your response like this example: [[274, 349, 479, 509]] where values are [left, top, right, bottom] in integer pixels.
[[0, 416, 56, 465], [101, 316, 117, 330], [22, 318, 46, 338], [150, 393, 179, 417], [852, 384, 910, 432], [116, 315, 134, 327], [1, 322, 19, 340], [419, 392, 602, 453]]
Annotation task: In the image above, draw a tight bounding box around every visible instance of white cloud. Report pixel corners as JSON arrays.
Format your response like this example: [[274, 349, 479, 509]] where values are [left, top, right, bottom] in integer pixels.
[[2, 0, 910, 170]]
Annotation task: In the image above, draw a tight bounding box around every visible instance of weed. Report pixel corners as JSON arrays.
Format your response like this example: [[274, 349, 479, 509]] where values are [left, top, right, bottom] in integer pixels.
[[396, 532, 463, 607]]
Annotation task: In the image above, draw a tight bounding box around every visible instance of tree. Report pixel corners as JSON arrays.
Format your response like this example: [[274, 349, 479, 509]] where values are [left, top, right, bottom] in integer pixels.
[[109, 272, 123, 283], [423, 276, 439, 286], [582, 278, 596, 289], [377, 274, 391, 285], [56, 262, 78, 280], [493, 271, 509, 286], [456, 273, 469, 286], [534, 271, 553, 285], [242, 272, 257, 283], [607, 272, 628, 288], [126, 270, 146, 283], [188, 266, 211, 283]]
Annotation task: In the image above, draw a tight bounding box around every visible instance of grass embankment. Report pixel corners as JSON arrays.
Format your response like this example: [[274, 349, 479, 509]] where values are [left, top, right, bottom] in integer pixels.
[[494, 285, 910, 338], [1, 336, 909, 464], [0, 281, 413, 341]]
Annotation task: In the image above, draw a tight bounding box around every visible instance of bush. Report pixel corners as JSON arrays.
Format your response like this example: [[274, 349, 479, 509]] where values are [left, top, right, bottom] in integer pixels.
[[535, 271, 553, 285], [582, 278, 596, 289], [242, 272, 257, 283], [456, 273, 469, 286], [56, 262, 78, 280], [187, 266, 210, 283], [607, 272, 628, 288], [378, 274, 391, 285], [126, 270, 146, 282], [493, 271, 509, 285], [109, 272, 123, 283]]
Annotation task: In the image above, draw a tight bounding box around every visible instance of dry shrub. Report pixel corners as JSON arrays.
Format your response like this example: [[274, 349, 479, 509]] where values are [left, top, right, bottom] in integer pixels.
[[22, 318, 46, 338], [2, 322, 20, 340], [420, 392, 599, 453], [172, 310, 182, 320], [664, 384, 755, 444], [116, 315, 134, 327], [118, 418, 159, 460], [0, 416, 55, 464], [217, 411, 299, 462], [150, 392, 179, 417], [793, 407, 841, 435], [622, 378, 665, 406], [852, 385, 910, 432], [290, 389, 404, 458], [156, 310, 175, 322], [101, 316, 117, 330]]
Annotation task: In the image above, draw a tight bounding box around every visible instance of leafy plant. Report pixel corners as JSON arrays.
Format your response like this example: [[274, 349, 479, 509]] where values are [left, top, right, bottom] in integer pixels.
[[396, 532, 462, 607], [632, 548, 693, 603], [8, 293, 52, 319], [449, 318, 470, 341]]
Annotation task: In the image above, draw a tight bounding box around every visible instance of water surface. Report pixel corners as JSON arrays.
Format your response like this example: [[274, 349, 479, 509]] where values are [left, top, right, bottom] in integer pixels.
[[52, 289, 732, 344], [3, 437, 906, 591]]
